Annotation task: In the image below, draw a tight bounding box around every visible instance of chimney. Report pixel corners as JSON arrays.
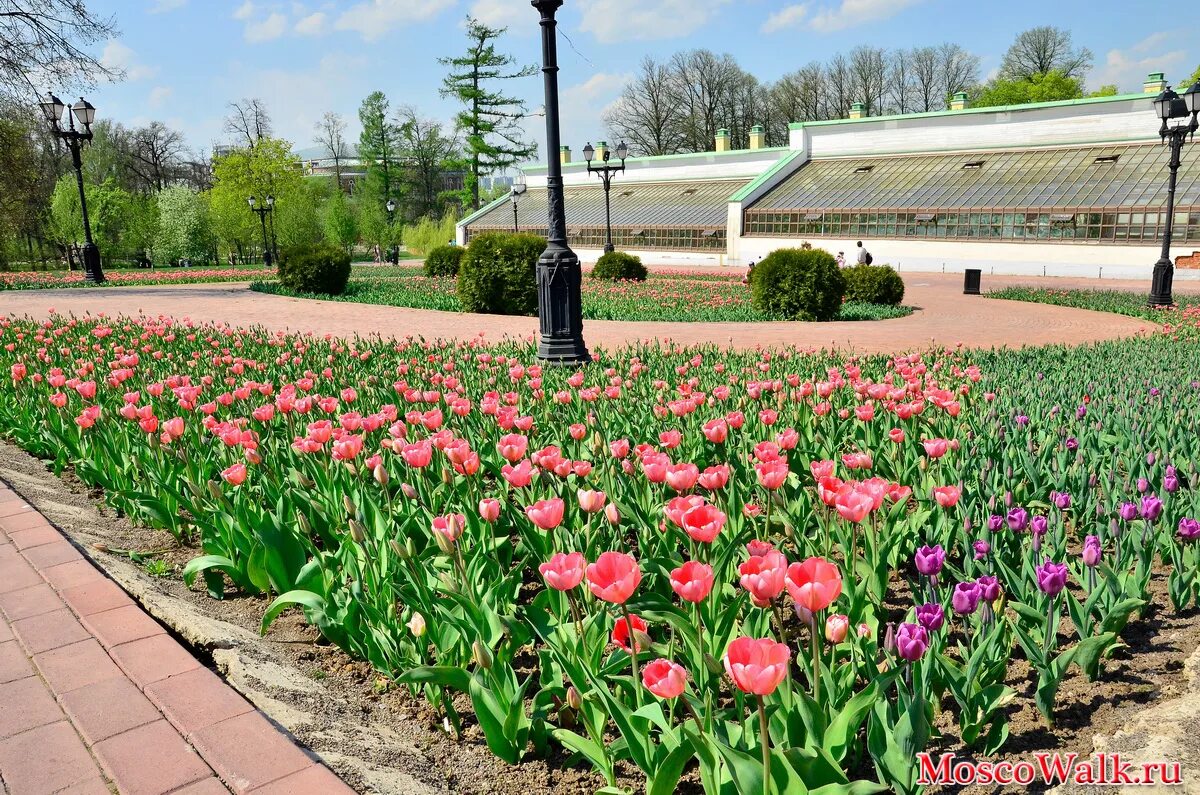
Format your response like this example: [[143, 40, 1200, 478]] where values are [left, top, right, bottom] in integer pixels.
[[1144, 72, 1168, 93], [748, 125, 765, 150], [715, 128, 730, 151], [950, 92, 969, 111], [594, 140, 608, 160], [848, 102, 865, 120], [559, 145, 571, 164]]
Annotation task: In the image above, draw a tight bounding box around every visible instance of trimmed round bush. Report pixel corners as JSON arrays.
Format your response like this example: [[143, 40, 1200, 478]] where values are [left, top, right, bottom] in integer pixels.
[[843, 263, 905, 306], [424, 245, 464, 277], [750, 247, 846, 321], [457, 232, 544, 315], [590, 250, 647, 281], [277, 243, 352, 296]]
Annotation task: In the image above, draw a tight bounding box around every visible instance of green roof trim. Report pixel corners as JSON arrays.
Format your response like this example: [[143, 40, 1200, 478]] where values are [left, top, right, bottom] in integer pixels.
[[523, 146, 788, 174], [788, 91, 1149, 130], [457, 193, 511, 228], [728, 149, 807, 203]]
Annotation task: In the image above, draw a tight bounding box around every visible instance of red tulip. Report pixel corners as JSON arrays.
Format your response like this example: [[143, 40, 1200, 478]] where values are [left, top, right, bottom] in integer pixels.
[[586, 551, 641, 604], [670, 560, 714, 603], [539, 552, 586, 591], [785, 556, 843, 612], [221, 463, 247, 486], [738, 550, 787, 606], [611, 613, 648, 652], [682, 501, 726, 543], [723, 636, 791, 695], [642, 658, 687, 700], [524, 498, 564, 530]]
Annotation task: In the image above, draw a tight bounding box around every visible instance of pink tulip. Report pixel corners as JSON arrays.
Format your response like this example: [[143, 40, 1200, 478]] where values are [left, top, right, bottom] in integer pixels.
[[825, 614, 850, 644], [525, 498, 564, 530], [738, 550, 787, 606], [432, 513, 465, 542], [577, 489, 606, 513], [586, 551, 641, 604], [221, 463, 247, 486], [478, 498, 500, 522], [933, 485, 960, 508], [834, 488, 873, 524], [642, 659, 688, 699], [665, 463, 699, 492], [682, 501, 726, 543], [539, 552, 586, 591], [755, 459, 788, 490], [604, 503, 620, 525], [723, 636, 791, 695], [785, 556, 843, 612], [669, 560, 714, 603]]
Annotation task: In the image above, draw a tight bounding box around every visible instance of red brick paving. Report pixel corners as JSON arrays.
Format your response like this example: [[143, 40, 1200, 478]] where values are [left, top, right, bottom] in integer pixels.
[[0, 484, 355, 795], [0, 272, 1178, 353]]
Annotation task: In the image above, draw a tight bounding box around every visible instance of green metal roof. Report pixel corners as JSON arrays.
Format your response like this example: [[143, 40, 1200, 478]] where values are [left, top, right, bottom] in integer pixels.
[[747, 142, 1200, 213], [464, 179, 748, 230], [522, 147, 788, 175]]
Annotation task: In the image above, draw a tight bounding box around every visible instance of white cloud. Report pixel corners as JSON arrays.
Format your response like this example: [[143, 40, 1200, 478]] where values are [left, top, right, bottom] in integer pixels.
[[244, 11, 289, 42], [233, 1, 255, 21], [577, 0, 731, 44], [761, 4, 808, 34], [558, 72, 631, 153], [1094, 33, 1188, 92], [467, 0, 528, 29], [333, 0, 456, 42], [294, 11, 326, 35], [148, 0, 187, 12], [100, 40, 158, 81], [232, 53, 370, 147], [148, 86, 173, 108], [808, 0, 922, 32]]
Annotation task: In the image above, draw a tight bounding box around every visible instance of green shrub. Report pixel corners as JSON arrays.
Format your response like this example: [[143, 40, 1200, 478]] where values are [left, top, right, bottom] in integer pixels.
[[277, 243, 352, 296], [750, 247, 846, 321], [590, 250, 647, 281], [457, 232, 544, 315], [424, 245, 464, 277], [842, 263, 905, 306], [406, 214, 459, 256]]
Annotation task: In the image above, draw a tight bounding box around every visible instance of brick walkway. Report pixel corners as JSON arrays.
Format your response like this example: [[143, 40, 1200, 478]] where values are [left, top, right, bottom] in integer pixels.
[[0, 272, 1176, 354], [0, 483, 353, 795]]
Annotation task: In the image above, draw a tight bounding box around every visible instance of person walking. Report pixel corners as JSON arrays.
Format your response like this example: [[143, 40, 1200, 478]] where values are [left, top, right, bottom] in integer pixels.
[[856, 241, 873, 265]]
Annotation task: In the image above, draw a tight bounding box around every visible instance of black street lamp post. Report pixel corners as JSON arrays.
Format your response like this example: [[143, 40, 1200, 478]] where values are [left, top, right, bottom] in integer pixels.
[[248, 195, 275, 267], [531, 0, 590, 365], [40, 94, 104, 283], [385, 199, 399, 264], [583, 141, 628, 253], [511, 173, 527, 232], [1149, 81, 1199, 307]]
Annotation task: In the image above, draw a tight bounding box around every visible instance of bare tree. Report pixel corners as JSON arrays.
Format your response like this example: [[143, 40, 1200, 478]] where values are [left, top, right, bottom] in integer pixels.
[[395, 105, 459, 219], [849, 46, 887, 116], [129, 121, 184, 190], [313, 111, 349, 189], [669, 49, 746, 151], [909, 46, 941, 112], [937, 43, 980, 105], [604, 57, 686, 156], [0, 0, 118, 98], [223, 98, 272, 148], [1000, 26, 1091, 81], [886, 49, 915, 115], [824, 54, 854, 119]]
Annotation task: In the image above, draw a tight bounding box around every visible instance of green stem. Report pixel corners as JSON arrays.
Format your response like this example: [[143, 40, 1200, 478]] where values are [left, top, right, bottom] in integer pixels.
[[758, 695, 770, 795], [621, 604, 642, 708], [812, 624, 822, 709]]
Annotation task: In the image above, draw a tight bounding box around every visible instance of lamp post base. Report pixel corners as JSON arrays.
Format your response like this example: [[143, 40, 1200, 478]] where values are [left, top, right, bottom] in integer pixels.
[[1149, 255, 1174, 307], [82, 243, 104, 284], [536, 246, 591, 366], [602, 243, 614, 254]]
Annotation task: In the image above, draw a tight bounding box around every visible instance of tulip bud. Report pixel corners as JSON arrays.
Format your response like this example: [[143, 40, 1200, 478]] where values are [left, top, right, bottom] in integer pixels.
[[703, 652, 724, 676], [389, 538, 408, 559], [349, 519, 367, 544], [438, 570, 458, 591], [401, 482, 418, 500], [631, 629, 654, 651], [883, 622, 896, 654], [434, 530, 456, 555], [374, 463, 389, 486], [406, 611, 426, 637], [442, 467, 453, 485], [186, 480, 206, 500], [343, 494, 356, 518], [565, 686, 583, 710], [207, 480, 224, 501], [472, 640, 493, 670], [297, 513, 312, 536]]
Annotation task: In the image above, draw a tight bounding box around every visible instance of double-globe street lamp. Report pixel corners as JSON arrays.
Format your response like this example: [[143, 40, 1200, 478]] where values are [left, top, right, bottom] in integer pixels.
[[511, 173, 527, 233], [39, 94, 104, 283], [531, 0, 590, 365], [247, 195, 276, 267], [1149, 79, 1200, 307], [583, 141, 628, 253]]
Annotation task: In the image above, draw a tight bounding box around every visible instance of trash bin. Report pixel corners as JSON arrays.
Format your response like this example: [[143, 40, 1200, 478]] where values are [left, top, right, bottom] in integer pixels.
[[963, 268, 981, 295]]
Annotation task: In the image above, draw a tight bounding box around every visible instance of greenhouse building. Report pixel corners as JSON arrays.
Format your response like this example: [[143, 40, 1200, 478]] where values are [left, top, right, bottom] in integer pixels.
[[458, 73, 1200, 279]]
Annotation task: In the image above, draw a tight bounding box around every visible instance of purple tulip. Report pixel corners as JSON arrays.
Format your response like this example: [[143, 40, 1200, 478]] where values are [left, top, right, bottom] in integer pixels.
[[976, 575, 1001, 602], [1137, 478, 1150, 493], [1066, 437, 1079, 451], [1179, 518, 1200, 542], [1006, 506, 1029, 531], [1150, 387, 1160, 397], [1076, 405, 1087, 419], [883, 622, 895, 653], [1052, 491, 1072, 511], [1016, 415, 1030, 427], [1147, 452, 1157, 466], [987, 514, 1003, 532], [1140, 495, 1164, 522], [1118, 502, 1138, 522], [1082, 535, 1101, 567], [973, 539, 990, 560], [895, 623, 929, 661], [915, 602, 944, 632], [1036, 560, 1069, 596], [951, 581, 982, 615], [1030, 515, 1049, 536], [1166, 464, 1178, 478], [914, 545, 945, 576], [1165, 475, 1180, 493]]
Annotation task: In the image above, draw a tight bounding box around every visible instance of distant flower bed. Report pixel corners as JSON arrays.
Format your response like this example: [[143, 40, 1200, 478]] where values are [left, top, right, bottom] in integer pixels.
[[989, 286, 1200, 325], [0, 267, 277, 291]]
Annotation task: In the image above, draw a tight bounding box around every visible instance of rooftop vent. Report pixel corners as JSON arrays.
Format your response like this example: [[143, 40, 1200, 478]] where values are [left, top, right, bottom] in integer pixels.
[[1050, 213, 1075, 224], [803, 212, 823, 221], [631, 229, 645, 236], [853, 165, 873, 174], [701, 229, 718, 238], [619, 190, 633, 197], [681, 188, 697, 196], [915, 212, 937, 223], [1093, 154, 1120, 164], [962, 161, 985, 170]]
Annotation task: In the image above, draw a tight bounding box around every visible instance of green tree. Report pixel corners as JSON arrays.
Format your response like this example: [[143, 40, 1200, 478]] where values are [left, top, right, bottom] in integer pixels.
[[274, 178, 325, 250], [1183, 65, 1200, 89], [124, 192, 159, 263], [0, 109, 44, 266], [48, 176, 134, 266], [357, 91, 402, 216], [397, 105, 460, 220], [152, 185, 208, 265], [440, 18, 537, 210], [972, 70, 1085, 108], [322, 189, 357, 252], [208, 137, 303, 262]]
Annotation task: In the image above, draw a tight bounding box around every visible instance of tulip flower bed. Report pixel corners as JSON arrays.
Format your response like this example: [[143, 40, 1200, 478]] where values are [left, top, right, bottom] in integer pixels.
[[990, 286, 1200, 323], [1, 310, 1198, 795], [0, 266, 279, 290], [251, 270, 914, 323]]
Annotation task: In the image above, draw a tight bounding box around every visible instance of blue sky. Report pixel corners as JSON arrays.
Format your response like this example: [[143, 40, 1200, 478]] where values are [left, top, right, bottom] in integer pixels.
[[84, 0, 1197, 166]]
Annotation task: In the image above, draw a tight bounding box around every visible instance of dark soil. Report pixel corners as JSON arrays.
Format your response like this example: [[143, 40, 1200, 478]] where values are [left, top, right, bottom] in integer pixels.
[[2, 439, 1197, 794]]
